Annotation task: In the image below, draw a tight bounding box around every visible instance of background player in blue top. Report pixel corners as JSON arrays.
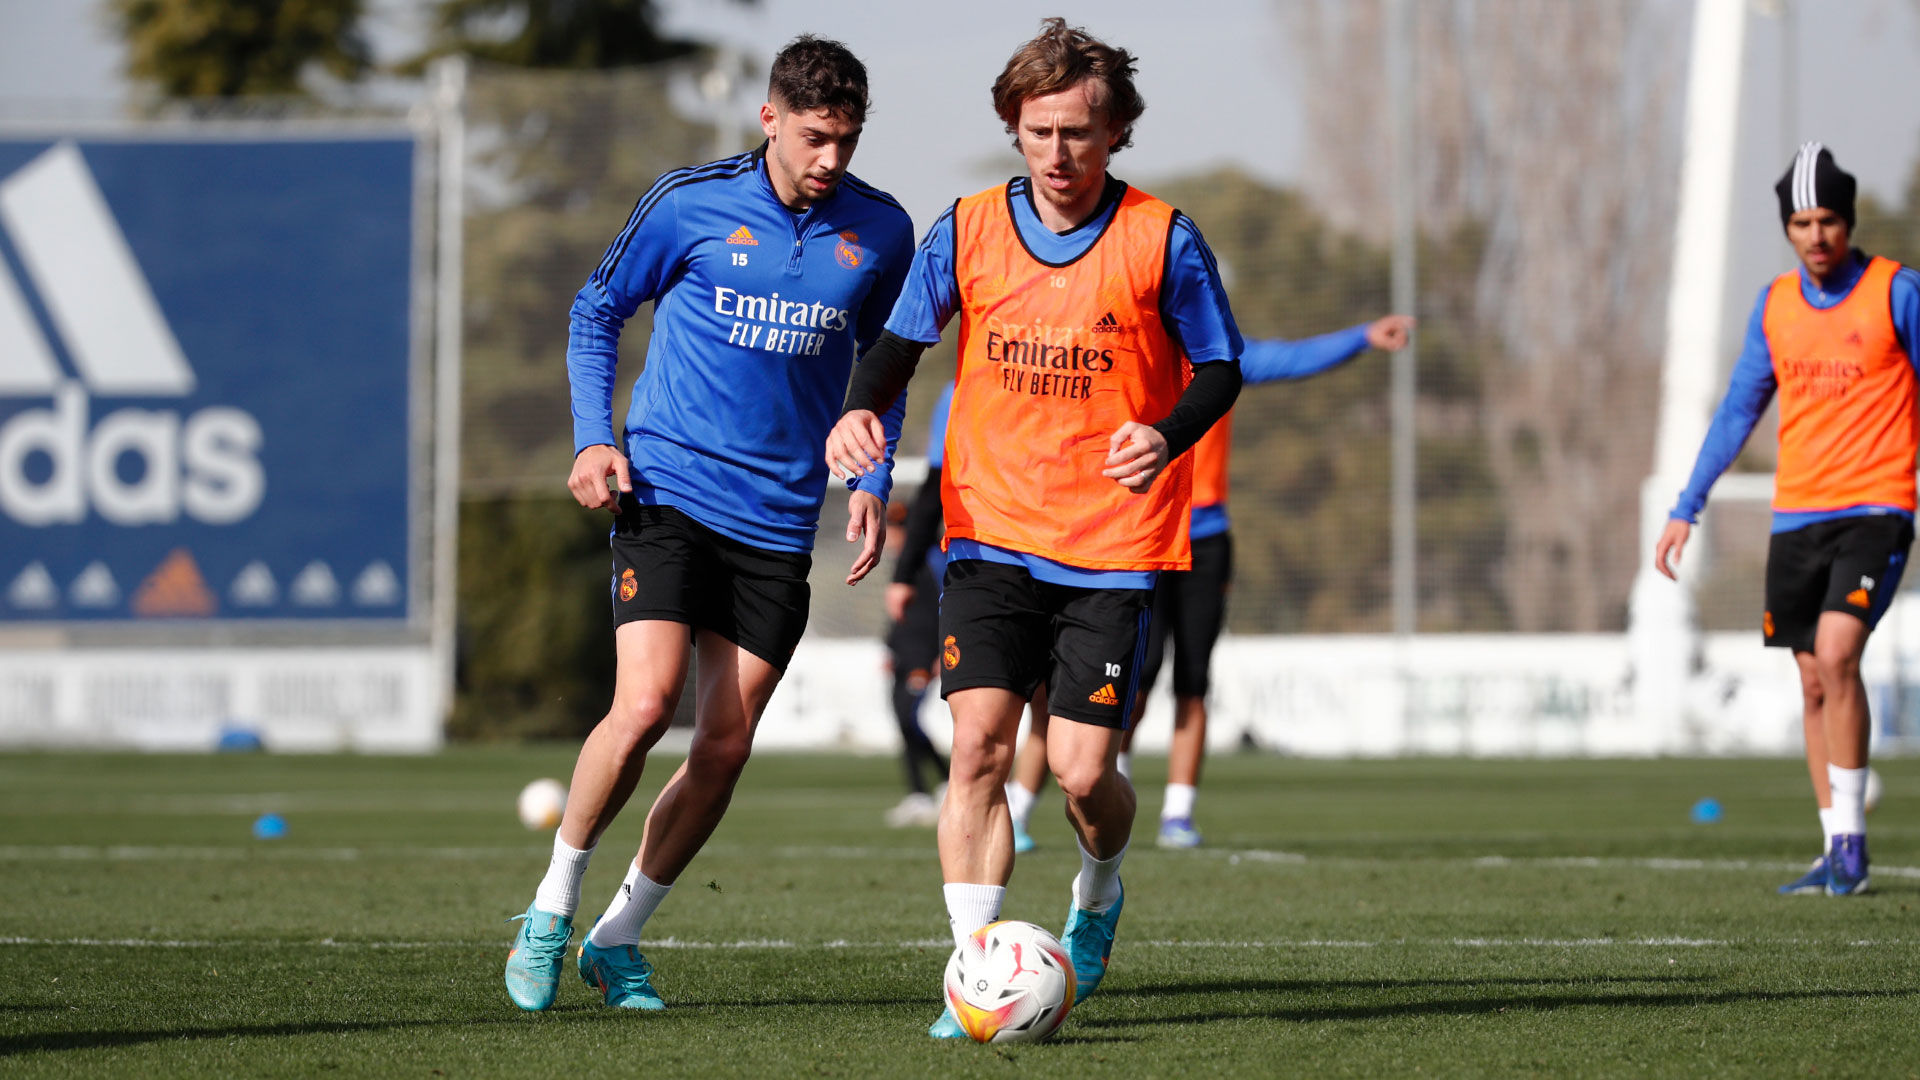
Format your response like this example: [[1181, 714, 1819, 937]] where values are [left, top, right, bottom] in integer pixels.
[[504, 36, 915, 1014]]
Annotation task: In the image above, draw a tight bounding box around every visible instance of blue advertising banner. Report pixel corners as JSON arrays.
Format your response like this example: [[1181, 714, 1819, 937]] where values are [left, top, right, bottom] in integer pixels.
[[0, 136, 416, 623]]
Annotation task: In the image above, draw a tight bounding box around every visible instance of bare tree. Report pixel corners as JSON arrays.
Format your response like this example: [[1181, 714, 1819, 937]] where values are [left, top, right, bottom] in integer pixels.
[[1282, 0, 1691, 630]]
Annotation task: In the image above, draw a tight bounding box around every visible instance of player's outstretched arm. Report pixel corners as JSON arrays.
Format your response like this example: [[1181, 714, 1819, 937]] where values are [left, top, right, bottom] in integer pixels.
[[1653, 519, 1691, 581], [568, 444, 632, 514], [1367, 314, 1415, 350], [844, 490, 887, 585]]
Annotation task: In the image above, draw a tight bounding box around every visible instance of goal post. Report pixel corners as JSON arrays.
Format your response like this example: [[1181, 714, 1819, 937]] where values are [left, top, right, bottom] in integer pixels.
[[1628, 0, 1748, 748]]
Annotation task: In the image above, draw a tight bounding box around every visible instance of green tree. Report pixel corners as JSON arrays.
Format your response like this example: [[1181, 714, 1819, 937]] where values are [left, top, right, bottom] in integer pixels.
[[110, 0, 369, 98], [407, 0, 700, 71], [435, 5, 739, 739]]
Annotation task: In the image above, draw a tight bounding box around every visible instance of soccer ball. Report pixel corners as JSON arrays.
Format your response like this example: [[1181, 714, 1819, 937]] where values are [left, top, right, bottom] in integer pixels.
[[516, 778, 567, 831], [943, 919, 1075, 1043]]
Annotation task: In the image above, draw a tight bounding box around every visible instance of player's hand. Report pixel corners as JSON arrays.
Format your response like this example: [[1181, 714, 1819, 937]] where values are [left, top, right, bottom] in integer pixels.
[[1367, 314, 1416, 351], [1654, 518, 1691, 581], [1103, 421, 1170, 492], [845, 490, 887, 585], [885, 581, 914, 622], [569, 444, 632, 513], [826, 410, 887, 480]]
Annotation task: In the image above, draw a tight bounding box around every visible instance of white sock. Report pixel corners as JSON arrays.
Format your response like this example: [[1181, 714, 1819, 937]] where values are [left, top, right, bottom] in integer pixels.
[[1819, 806, 1840, 849], [532, 834, 595, 917], [943, 882, 1006, 949], [1115, 751, 1132, 780], [588, 863, 672, 947], [1006, 781, 1038, 827], [1828, 765, 1869, 836], [1072, 841, 1128, 913], [1162, 783, 1197, 822]]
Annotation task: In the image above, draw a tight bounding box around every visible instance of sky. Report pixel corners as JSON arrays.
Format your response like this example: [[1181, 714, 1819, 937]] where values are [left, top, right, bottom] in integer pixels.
[[650, 0, 1305, 229], [3, 0, 1920, 349]]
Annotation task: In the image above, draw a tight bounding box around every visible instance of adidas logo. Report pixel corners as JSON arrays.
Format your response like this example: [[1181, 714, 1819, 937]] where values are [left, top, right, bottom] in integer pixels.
[[1847, 587, 1871, 608], [0, 141, 264, 528], [131, 548, 215, 617], [5, 555, 398, 616], [726, 225, 758, 246], [1091, 311, 1122, 333], [1087, 683, 1120, 706], [0, 143, 192, 397], [1845, 330, 1864, 347]]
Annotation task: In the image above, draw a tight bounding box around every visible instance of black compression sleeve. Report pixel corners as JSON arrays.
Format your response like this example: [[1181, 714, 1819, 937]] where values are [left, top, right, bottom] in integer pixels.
[[890, 466, 945, 585], [1152, 361, 1243, 460], [843, 331, 929, 416]]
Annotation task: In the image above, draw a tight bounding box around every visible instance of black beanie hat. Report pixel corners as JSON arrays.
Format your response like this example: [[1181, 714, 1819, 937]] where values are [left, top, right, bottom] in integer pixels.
[[1775, 142, 1856, 231]]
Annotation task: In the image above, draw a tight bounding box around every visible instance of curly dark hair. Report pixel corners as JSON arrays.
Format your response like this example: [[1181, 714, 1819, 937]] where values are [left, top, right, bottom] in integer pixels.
[[991, 18, 1144, 153], [768, 34, 870, 123]]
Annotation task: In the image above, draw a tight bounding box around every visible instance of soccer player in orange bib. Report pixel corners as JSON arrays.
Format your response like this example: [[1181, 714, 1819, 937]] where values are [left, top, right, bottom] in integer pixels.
[[827, 19, 1243, 1036], [1657, 143, 1920, 897]]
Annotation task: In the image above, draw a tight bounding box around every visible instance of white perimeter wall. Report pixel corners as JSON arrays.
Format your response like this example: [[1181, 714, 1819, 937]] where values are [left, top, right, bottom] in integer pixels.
[[8, 599, 1920, 755], [760, 606, 1920, 759], [0, 647, 442, 751]]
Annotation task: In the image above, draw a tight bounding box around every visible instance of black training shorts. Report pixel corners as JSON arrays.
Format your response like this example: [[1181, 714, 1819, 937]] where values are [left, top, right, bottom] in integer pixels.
[[608, 501, 811, 671], [936, 558, 1153, 729], [1137, 531, 1233, 699], [1763, 514, 1913, 651]]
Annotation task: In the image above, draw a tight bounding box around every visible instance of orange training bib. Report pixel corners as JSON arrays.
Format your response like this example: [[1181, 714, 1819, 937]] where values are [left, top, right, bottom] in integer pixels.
[[1764, 256, 1918, 513], [941, 182, 1193, 571], [1189, 408, 1232, 510]]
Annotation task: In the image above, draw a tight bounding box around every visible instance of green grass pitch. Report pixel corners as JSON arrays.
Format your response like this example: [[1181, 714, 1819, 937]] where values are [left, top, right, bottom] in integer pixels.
[[2, 748, 1918, 1078]]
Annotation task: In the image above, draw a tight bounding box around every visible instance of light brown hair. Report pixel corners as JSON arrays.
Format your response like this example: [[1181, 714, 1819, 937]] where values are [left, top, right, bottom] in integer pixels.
[[990, 17, 1144, 153]]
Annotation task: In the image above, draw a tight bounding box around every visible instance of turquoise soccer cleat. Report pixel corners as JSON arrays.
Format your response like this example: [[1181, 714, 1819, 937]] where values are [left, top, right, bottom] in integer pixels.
[[578, 938, 666, 1010], [1061, 878, 1123, 1004], [1011, 817, 1037, 854], [504, 903, 574, 1011], [928, 1005, 968, 1038]]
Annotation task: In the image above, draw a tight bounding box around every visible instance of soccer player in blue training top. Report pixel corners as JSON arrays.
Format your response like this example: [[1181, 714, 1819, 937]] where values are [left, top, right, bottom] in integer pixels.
[[502, 35, 915, 1012], [828, 18, 1243, 1037], [1656, 143, 1920, 898]]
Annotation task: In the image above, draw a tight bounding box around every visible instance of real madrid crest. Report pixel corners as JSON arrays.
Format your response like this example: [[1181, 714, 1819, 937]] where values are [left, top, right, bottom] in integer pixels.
[[835, 230, 863, 270]]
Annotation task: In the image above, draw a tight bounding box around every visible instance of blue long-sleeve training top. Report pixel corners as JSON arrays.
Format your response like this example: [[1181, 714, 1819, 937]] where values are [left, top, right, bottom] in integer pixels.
[[1671, 252, 1920, 533], [1240, 324, 1372, 385], [567, 145, 916, 553]]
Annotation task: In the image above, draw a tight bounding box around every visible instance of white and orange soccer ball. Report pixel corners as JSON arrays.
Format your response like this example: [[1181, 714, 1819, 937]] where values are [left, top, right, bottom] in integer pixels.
[[516, 778, 567, 831], [943, 919, 1075, 1043]]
